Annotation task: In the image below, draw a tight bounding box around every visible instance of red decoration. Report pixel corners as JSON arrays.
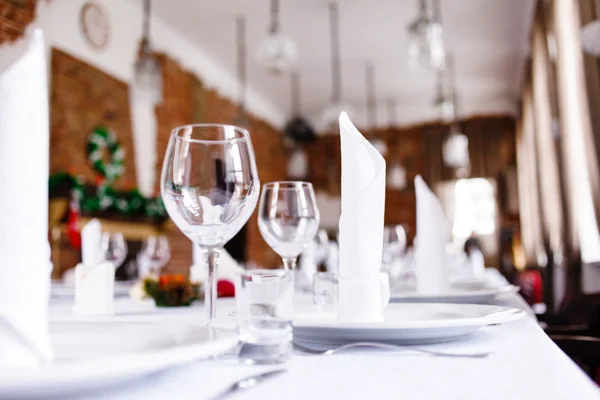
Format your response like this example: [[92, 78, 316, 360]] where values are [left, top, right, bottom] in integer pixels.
[[217, 280, 235, 297], [67, 199, 81, 249]]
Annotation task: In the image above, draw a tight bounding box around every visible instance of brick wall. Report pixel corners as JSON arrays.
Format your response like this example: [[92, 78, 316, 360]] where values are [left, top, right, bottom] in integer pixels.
[[50, 49, 137, 191], [0, 0, 36, 45]]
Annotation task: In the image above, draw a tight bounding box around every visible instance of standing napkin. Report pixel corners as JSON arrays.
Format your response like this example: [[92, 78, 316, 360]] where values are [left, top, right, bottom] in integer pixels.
[[337, 112, 389, 322], [0, 29, 53, 368], [414, 175, 449, 293]]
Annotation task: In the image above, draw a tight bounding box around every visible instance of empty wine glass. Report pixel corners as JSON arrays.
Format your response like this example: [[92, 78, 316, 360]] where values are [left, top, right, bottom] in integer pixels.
[[139, 235, 171, 276], [258, 181, 320, 271], [161, 124, 260, 325], [100, 232, 128, 268]]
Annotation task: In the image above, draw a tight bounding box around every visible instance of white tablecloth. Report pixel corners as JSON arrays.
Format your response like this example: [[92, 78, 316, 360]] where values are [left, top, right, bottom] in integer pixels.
[[48, 276, 599, 400]]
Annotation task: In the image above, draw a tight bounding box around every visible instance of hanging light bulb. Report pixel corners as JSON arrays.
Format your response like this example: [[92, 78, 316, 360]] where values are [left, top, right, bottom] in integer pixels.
[[132, 0, 162, 105], [256, 0, 298, 75], [388, 163, 407, 190], [288, 148, 309, 179], [443, 124, 469, 169], [407, 0, 445, 71]]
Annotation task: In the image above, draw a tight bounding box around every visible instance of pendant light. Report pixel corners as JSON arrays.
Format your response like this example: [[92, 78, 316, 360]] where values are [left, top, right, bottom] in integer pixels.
[[132, 0, 162, 105], [256, 0, 298, 74], [407, 0, 445, 71], [440, 55, 469, 170], [432, 67, 454, 122], [364, 63, 387, 155], [385, 98, 407, 190], [320, 1, 354, 133], [235, 16, 249, 127], [286, 72, 313, 179]]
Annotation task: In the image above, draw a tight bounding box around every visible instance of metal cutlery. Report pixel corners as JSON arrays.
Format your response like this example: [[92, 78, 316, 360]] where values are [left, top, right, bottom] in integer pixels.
[[293, 341, 491, 359], [210, 369, 287, 399]]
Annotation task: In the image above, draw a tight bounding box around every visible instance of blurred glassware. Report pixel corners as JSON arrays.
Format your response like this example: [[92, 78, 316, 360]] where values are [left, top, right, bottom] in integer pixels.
[[161, 124, 259, 325], [236, 269, 294, 364], [138, 235, 171, 277], [100, 232, 128, 268], [382, 225, 407, 264], [258, 181, 320, 271]]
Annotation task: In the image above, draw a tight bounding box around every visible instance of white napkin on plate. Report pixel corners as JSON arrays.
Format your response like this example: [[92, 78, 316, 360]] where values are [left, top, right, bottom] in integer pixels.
[[414, 175, 449, 294], [337, 112, 389, 322], [74, 219, 115, 315], [0, 29, 53, 368]]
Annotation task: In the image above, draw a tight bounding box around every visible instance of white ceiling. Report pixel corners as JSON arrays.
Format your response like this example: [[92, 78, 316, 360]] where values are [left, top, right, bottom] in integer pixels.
[[151, 0, 535, 129]]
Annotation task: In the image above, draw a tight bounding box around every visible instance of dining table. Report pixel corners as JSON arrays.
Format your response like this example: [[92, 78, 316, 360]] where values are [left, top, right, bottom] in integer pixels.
[[45, 270, 599, 400]]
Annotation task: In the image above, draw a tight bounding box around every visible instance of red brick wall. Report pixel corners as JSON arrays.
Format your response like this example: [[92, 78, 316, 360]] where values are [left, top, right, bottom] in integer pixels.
[[0, 0, 36, 45], [50, 48, 137, 191]]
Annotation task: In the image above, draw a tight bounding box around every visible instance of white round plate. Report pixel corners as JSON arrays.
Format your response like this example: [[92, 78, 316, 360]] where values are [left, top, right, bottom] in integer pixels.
[[390, 284, 519, 304], [0, 317, 238, 399], [293, 303, 525, 346]]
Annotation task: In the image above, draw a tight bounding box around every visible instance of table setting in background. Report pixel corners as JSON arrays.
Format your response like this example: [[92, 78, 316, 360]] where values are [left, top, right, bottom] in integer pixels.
[[1, 30, 600, 400]]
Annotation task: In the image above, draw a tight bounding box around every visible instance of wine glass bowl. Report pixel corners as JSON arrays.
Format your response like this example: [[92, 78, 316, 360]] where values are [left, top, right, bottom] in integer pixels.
[[139, 235, 171, 276], [161, 124, 260, 324], [258, 181, 320, 269], [100, 232, 128, 268]]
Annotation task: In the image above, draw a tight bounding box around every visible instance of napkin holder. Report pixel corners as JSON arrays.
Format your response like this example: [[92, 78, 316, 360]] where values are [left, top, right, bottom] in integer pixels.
[[73, 262, 115, 315], [338, 273, 390, 322]]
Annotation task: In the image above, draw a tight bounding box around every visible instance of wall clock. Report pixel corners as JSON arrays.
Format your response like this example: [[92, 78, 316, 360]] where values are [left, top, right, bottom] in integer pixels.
[[80, 2, 110, 50]]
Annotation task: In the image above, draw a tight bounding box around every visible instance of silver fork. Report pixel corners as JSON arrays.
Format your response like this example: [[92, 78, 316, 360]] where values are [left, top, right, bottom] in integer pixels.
[[293, 341, 491, 358]]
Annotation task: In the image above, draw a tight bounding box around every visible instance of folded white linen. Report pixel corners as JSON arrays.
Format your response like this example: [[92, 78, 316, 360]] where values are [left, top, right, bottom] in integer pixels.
[[337, 112, 389, 322], [414, 175, 449, 294], [0, 29, 53, 368]]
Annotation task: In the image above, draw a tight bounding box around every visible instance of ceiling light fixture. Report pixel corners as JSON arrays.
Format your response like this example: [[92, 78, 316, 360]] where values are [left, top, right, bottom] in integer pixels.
[[320, 1, 354, 133], [132, 0, 162, 104], [407, 0, 445, 71], [256, 0, 298, 75]]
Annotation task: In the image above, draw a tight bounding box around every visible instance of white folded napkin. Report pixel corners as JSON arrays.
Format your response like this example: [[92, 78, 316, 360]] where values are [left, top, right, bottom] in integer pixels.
[[190, 244, 242, 283], [414, 175, 449, 294], [468, 249, 486, 277], [0, 29, 53, 368], [337, 112, 390, 322], [74, 220, 115, 315]]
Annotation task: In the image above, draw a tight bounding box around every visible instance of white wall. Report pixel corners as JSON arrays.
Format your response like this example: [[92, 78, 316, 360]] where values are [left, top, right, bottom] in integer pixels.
[[4, 0, 285, 127]]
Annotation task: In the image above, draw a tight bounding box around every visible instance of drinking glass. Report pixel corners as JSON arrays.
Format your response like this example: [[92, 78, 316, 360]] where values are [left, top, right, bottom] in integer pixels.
[[313, 272, 338, 312], [258, 181, 320, 271], [139, 235, 171, 276], [382, 224, 407, 264], [161, 124, 259, 325], [100, 232, 128, 268], [236, 269, 294, 364]]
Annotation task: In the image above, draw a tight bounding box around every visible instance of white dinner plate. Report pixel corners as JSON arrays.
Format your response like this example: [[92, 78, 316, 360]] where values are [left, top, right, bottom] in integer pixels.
[[51, 280, 134, 299], [0, 316, 238, 399], [293, 303, 525, 346], [390, 284, 519, 304]]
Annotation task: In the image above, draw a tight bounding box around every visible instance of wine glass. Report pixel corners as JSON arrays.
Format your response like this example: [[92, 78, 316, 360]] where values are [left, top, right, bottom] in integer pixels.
[[258, 181, 320, 271], [161, 124, 260, 325], [100, 232, 128, 268], [382, 224, 407, 264], [139, 235, 171, 276]]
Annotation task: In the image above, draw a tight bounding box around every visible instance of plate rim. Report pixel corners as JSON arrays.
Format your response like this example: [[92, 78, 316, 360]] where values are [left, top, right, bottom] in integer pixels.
[[293, 302, 526, 330], [390, 284, 519, 301]]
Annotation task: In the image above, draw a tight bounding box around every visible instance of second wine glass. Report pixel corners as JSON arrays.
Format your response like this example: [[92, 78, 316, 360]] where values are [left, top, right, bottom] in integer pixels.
[[258, 181, 320, 270]]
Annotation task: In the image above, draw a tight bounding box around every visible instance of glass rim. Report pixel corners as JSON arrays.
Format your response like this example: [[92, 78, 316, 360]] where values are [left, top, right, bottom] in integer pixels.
[[170, 123, 251, 144], [262, 181, 313, 191]]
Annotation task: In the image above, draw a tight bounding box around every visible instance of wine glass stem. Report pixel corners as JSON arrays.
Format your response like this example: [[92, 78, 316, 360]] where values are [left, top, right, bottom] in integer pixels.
[[206, 248, 220, 325], [282, 257, 297, 271]]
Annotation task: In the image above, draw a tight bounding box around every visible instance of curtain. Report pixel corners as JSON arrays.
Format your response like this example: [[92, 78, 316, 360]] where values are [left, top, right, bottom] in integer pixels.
[[531, 6, 564, 260], [516, 83, 545, 266], [552, 0, 600, 265]]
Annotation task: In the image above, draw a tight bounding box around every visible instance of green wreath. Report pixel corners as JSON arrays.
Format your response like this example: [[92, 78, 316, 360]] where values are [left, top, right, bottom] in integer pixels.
[[86, 127, 125, 183]]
